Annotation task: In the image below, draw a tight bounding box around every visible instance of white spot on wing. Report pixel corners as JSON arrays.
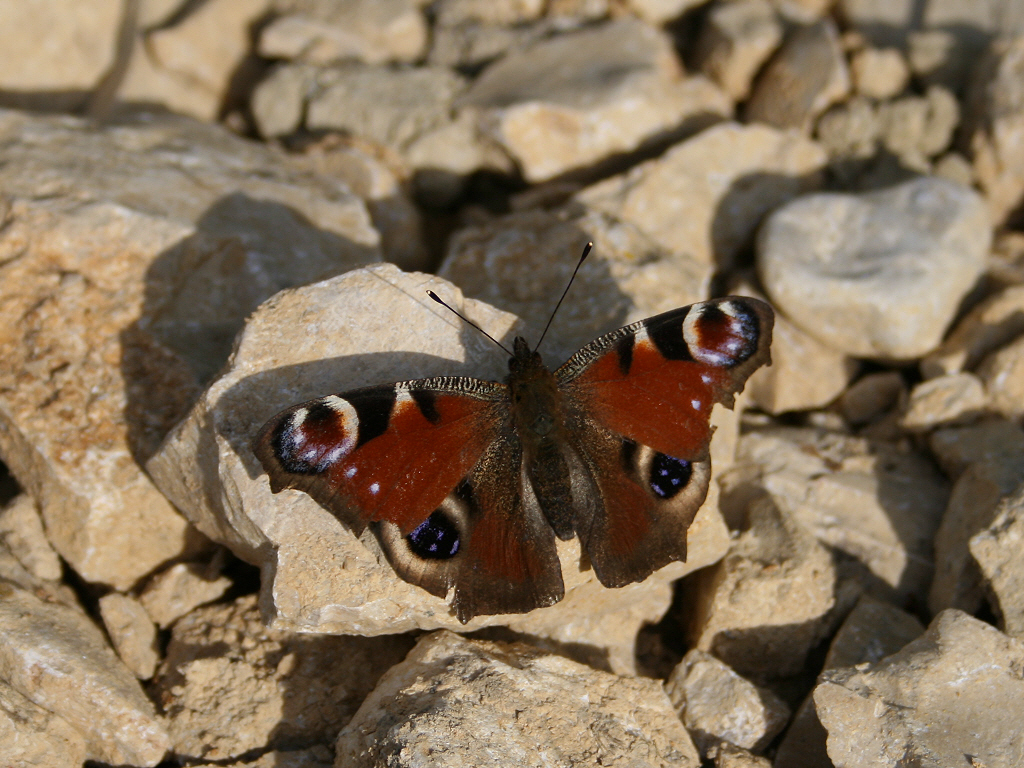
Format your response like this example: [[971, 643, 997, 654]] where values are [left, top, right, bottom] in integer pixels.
[[345, 465, 357, 478], [369, 482, 380, 495], [692, 399, 702, 410]]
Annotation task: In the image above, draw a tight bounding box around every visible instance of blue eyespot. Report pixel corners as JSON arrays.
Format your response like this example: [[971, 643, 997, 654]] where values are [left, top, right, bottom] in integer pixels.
[[407, 511, 460, 559], [649, 453, 692, 499]]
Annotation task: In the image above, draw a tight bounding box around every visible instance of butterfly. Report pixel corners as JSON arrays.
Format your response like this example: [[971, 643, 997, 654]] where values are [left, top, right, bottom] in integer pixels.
[[253, 255, 773, 624]]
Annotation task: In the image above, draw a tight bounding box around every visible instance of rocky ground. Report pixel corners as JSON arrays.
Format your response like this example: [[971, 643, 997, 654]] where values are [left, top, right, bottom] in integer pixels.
[[1, 0, 1024, 766]]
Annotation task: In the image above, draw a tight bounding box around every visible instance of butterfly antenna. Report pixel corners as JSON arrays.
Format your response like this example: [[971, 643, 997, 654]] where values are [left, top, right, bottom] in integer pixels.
[[534, 241, 592, 353], [427, 290, 515, 357]]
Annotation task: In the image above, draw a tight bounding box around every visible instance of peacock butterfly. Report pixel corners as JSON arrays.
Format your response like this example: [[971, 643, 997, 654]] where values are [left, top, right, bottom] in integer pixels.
[[253, 249, 774, 623]]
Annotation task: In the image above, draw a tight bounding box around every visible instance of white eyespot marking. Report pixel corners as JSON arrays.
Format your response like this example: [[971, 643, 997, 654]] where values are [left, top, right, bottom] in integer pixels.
[[289, 407, 309, 429], [691, 399, 702, 410], [345, 465, 357, 478], [683, 300, 757, 367], [322, 395, 360, 457], [633, 325, 651, 345], [369, 482, 380, 495], [701, 373, 712, 384]]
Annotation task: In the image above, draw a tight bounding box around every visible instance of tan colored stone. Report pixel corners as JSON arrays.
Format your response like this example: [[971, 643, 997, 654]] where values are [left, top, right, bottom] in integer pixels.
[[695, 0, 783, 101], [0, 494, 62, 581], [0, 678, 87, 768], [154, 594, 413, 761], [969, 483, 1024, 638], [626, 0, 705, 23], [851, 46, 909, 99], [460, 18, 731, 183], [666, 649, 789, 755], [0, 581, 169, 766], [431, 0, 545, 25], [977, 333, 1024, 418], [815, 610, 1024, 768], [577, 122, 826, 271], [336, 630, 701, 767], [929, 418, 1024, 480], [99, 593, 161, 680], [140, 561, 233, 629], [684, 495, 835, 677], [714, 742, 773, 768], [838, 371, 906, 426], [900, 372, 987, 430], [0, 110, 377, 591]]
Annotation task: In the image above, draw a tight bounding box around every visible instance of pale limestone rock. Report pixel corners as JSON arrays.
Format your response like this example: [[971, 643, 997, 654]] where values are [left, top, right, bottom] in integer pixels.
[[139, 561, 233, 629], [258, 0, 427, 65], [119, 0, 273, 121], [745, 19, 850, 130], [0, 580, 169, 766], [250, 63, 317, 137], [146, 264, 730, 660], [719, 427, 948, 603], [0, 494, 62, 581], [814, 95, 879, 162], [0, 679, 87, 768], [684, 495, 835, 677], [714, 743, 773, 768], [931, 150, 975, 186], [838, 371, 906, 426], [154, 594, 413, 761], [335, 630, 701, 767], [876, 85, 959, 169], [899, 372, 987, 430], [964, 34, 1024, 225], [431, 0, 545, 25], [758, 177, 991, 359], [977, 333, 1024, 418], [428, 17, 545, 70], [0, 110, 377, 590], [694, 0, 783, 101], [0, 0, 120, 112], [459, 18, 731, 183], [815, 610, 1024, 768], [626, 0, 707, 23], [0, 539, 77, 611], [774, 594, 924, 768], [921, 284, 1024, 378], [577, 122, 826, 271], [193, 746, 334, 767], [438, 208, 711, 364], [665, 649, 789, 756], [929, 418, 1024, 480], [970, 483, 1024, 638], [850, 47, 909, 99], [99, 593, 161, 680], [929, 459, 1024, 615]]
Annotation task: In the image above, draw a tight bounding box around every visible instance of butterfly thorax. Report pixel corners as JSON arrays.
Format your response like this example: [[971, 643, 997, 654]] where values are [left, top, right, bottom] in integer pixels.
[[507, 336, 564, 443]]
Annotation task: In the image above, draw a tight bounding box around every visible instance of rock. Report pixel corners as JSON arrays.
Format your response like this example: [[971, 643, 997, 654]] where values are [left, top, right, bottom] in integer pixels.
[[250, 63, 317, 138], [0, 494, 62, 581], [921, 284, 1024, 378], [838, 371, 906, 426], [929, 418, 1024, 480], [153, 594, 414, 761], [258, 0, 427, 65], [745, 19, 850, 130], [0, 109, 377, 590], [119, 0, 272, 122], [899, 372, 987, 430], [626, 0, 706, 23], [814, 95, 879, 163], [929, 459, 1024, 615], [335, 630, 701, 767], [850, 47, 909, 99], [0, 0, 121, 112], [970, 483, 1024, 638], [437, 208, 710, 364], [693, 0, 784, 101], [965, 35, 1024, 225], [146, 264, 731, 664], [665, 649, 789, 756], [139, 560, 233, 629], [0, 580, 169, 765], [682, 494, 835, 678], [977, 333, 1024, 418], [713, 742, 773, 768], [0, 679, 87, 768], [0, 538, 77, 610], [431, 0, 545, 25], [814, 609, 1024, 768], [931, 150, 975, 186], [577, 122, 826, 271], [99, 593, 161, 680], [193, 746, 334, 767], [428, 17, 545, 70], [875, 85, 959, 169], [719, 427, 948, 603], [757, 177, 991, 359], [459, 18, 731, 183]]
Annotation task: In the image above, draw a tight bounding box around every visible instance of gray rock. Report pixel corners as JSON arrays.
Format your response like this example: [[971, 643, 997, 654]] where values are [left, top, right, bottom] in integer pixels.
[[899, 372, 987, 430], [922, 284, 1024, 378], [758, 177, 991, 359], [977, 332, 1024, 419], [970, 483, 1024, 638], [694, 0, 783, 101]]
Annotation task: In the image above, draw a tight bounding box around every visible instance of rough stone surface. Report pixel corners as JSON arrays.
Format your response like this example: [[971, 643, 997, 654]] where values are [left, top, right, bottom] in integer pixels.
[[147, 264, 731, 653], [719, 427, 948, 603], [0, 678, 87, 768], [683, 495, 835, 678], [899, 372, 987, 430], [0, 494, 62, 582], [758, 177, 991, 359], [876, 85, 959, 170], [99, 592, 161, 680], [838, 371, 906, 426], [152, 594, 413, 761], [693, 0, 784, 101], [139, 561, 233, 629], [577, 122, 826, 271], [977, 333, 1024, 418], [0, 109, 377, 591], [335, 630, 701, 767], [714, 743, 773, 768], [0, 580, 169, 766], [459, 18, 731, 182], [850, 46, 909, 99], [970, 483, 1024, 638], [929, 418, 1024, 480], [665, 649, 789, 755], [815, 609, 1024, 768], [745, 19, 850, 130], [626, 0, 705, 23]]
